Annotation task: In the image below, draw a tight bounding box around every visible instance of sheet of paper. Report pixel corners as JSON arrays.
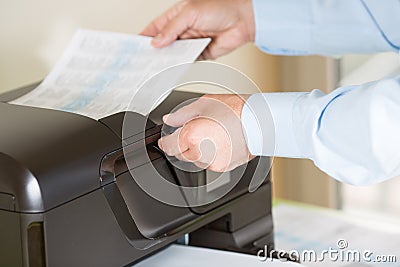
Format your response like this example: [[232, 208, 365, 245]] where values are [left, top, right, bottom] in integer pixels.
[[10, 29, 210, 119], [133, 244, 304, 267], [273, 204, 400, 267]]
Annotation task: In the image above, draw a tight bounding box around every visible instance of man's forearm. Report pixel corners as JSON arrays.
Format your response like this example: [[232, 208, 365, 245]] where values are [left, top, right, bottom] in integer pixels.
[[242, 76, 400, 185]]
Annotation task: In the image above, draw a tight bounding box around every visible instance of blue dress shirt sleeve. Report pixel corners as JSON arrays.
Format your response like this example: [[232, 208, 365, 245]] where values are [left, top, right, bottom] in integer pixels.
[[242, 0, 400, 185], [252, 0, 400, 55], [242, 77, 400, 185]]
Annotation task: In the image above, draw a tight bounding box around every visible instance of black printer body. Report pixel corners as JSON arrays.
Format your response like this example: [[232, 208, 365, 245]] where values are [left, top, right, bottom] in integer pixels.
[[0, 84, 274, 267]]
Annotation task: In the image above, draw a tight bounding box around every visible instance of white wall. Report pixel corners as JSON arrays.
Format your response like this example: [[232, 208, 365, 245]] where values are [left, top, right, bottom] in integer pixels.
[[0, 0, 278, 93]]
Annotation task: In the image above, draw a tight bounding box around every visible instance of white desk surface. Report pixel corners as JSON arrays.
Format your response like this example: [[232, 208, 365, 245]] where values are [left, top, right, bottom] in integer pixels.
[[134, 244, 303, 267], [273, 203, 400, 267]]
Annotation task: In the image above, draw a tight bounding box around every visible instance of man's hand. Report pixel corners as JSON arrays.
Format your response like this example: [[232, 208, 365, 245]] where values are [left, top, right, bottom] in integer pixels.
[[141, 0, 255, 59], [158, 94, 255, 172]]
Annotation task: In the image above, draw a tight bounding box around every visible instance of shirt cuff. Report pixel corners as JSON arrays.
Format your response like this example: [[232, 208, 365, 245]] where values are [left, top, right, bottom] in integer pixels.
[[241, 92, 306, 157], [252, 0, 312, 55]]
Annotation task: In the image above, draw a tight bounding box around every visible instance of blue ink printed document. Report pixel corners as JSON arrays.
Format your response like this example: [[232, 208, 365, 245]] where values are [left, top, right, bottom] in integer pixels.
[[10, 29, 209, 119]]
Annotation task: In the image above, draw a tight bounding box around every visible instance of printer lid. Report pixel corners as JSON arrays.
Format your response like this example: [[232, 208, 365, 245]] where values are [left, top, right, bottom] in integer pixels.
[[0, 102, 121, 213]]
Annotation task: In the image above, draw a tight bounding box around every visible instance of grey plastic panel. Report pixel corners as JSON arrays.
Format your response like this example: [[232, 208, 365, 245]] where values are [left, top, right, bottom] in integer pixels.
[[0, 153, 43, 213], [175, 157, 271, 215], [189, 182, 274, 254], [44, 182, 274, 266], [44, 188, 174, 267], [100, 111, 156, 141], [0, 210, 23, 266], [0, 192, 15, 211], [117, 159, 197, 239]]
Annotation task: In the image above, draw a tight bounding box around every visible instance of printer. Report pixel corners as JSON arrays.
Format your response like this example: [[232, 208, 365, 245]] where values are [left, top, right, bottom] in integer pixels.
[[0, 83, 274, 267]]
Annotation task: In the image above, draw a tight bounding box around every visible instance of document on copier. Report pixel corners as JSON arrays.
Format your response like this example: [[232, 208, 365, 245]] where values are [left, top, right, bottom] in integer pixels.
[[10, 29, 210, 119], [134, 245, 304, 267]]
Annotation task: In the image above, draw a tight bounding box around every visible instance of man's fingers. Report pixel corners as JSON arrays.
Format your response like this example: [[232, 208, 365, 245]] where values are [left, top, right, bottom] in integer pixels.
[[140, 9, 171, 37], [141, 1, 193, 47], [173, 153, 187, 162], [152, 11, 194, 47], [163, 99, 203, 127], [140, 21, 160, 37], [174, 150, 211, 170], [158, 128, 189, 156], [180, 146, 202, 162]]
